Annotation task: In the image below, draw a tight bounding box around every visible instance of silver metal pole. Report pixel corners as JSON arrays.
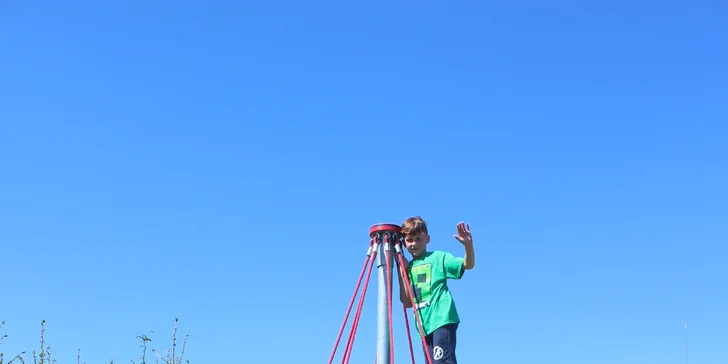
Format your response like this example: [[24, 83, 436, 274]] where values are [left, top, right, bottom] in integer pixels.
[[376, 237, 393, 364]]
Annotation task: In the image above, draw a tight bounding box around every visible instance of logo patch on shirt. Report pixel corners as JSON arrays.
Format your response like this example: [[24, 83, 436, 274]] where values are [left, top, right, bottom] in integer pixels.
[[410, 263, 431, 305]]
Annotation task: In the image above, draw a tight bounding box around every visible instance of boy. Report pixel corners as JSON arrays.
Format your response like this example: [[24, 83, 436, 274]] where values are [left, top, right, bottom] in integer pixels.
[[397, 216, 475, 364]]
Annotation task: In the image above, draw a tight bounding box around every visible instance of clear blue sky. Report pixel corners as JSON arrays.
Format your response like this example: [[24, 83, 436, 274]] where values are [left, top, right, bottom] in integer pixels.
[[2, 1, 726, 363]]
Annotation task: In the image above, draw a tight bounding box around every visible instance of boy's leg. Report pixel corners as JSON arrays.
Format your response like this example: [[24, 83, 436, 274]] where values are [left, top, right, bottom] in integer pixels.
[[424, 323, 458, 364]]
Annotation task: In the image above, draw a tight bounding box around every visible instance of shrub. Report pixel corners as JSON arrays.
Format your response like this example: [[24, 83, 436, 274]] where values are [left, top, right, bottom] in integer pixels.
[[0, 318, 189, 364]]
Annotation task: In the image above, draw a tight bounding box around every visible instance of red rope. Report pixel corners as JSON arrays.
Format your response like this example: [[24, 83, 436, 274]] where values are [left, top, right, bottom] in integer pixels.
[[342, 244, 378, 364], [393, 240, 415, 364], [396, 248, 434, 364], [385, 235, 395, 363], [401, 281, 416, 364], [328, 240, 374, 364]]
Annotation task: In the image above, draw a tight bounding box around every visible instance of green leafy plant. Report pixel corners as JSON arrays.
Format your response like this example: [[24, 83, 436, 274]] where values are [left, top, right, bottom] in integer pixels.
[[131, 331, 153, 364]]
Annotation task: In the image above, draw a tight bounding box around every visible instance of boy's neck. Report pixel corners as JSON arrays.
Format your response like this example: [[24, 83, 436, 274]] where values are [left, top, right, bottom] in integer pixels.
[[412, 251, 429, 260]]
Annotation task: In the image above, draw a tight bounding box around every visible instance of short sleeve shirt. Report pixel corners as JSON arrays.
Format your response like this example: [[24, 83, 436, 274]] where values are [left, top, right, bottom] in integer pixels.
[[407, 250, 465, 336]]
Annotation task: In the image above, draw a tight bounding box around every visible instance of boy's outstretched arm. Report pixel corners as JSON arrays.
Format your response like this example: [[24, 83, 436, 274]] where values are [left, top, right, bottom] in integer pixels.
[[462, 241, 475, 269], [454, 221, 475, 270]]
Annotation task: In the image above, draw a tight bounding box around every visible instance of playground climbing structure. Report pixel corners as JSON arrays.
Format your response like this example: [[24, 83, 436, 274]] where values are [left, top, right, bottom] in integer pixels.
[[328, 223, 434, 364]]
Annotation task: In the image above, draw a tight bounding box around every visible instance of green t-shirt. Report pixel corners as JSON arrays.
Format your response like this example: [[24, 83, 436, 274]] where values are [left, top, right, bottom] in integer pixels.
[[406, 250, 465, 336]]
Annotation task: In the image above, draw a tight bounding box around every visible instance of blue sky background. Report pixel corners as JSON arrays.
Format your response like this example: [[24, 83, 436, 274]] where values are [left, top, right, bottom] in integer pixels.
[[1, 1, 726, 363]]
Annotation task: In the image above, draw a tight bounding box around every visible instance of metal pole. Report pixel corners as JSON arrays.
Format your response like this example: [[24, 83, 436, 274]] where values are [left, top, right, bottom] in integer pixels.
[[376, 236, 393, 364], [369, 223, 401, 364]]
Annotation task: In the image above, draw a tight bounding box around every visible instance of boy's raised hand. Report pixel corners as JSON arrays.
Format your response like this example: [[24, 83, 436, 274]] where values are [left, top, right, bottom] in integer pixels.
[[453, 221, 473, 246]]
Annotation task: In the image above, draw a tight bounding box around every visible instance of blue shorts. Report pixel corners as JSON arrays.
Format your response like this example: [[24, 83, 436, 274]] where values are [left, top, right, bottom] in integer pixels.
[[424, 323, 458, 364]]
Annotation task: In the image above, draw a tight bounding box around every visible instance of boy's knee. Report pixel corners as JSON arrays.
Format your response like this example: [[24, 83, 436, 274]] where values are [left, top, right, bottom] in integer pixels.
[[432, 344, 456, 364]]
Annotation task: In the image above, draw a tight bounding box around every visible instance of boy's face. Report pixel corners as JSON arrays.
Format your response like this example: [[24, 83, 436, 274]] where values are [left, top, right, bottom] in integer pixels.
[[403, 232, 430, 259]]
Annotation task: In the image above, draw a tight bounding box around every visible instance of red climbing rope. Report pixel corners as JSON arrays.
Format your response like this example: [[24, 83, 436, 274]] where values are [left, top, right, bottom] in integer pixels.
[[402, 295, 416, 364], [328, 239, 375, 364], [342, 242, 378, 364], [395, 243, 434, 364]]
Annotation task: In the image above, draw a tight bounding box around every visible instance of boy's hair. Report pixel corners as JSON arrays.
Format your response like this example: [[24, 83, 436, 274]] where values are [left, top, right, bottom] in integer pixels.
[[401, 216, 428, 237]]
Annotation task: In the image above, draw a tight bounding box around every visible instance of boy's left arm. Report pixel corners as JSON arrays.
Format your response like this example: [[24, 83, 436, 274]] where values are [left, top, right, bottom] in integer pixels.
[[454, 221, 475, 270], [462, 240, 475, 270]]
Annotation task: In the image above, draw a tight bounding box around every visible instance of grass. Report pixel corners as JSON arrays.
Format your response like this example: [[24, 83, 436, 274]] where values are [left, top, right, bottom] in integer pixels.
[[0, 318, 189, 364]]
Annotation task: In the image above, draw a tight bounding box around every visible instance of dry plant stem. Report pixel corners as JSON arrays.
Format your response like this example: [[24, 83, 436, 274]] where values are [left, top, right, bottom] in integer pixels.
[[32, 319, 55, 364], [151, 318, 189, 364], [0, 321, 26, 364], [2, 318, 188, 364]]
